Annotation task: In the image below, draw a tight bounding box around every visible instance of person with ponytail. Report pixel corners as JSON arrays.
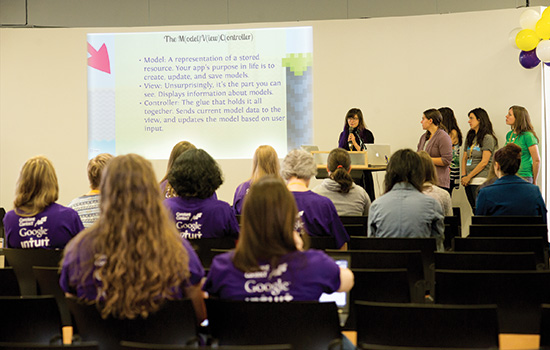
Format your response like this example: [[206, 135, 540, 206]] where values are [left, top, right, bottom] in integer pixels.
[[476, 144, 546, 222], [313, 148, 371, 216]]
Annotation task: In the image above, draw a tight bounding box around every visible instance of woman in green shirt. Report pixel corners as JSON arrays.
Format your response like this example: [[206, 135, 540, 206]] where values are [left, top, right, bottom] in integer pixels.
[[505, 106, 540, 184]]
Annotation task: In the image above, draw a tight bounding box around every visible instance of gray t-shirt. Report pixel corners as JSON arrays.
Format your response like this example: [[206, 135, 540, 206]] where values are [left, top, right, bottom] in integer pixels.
[[465, 134, 496, 182]]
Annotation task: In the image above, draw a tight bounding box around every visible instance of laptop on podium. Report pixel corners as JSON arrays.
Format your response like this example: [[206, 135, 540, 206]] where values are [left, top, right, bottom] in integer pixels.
[[366, 144, 391, 166]]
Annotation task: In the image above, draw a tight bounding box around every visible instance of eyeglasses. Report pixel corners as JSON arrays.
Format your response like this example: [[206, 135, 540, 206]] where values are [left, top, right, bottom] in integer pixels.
[[347, 117, 359, 121]]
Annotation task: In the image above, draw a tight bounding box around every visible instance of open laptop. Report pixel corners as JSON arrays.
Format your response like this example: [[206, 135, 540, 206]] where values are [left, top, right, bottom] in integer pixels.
[[366, 144, 391, 166], [301, 145, 319, 152], [319, 254, 351, 326]]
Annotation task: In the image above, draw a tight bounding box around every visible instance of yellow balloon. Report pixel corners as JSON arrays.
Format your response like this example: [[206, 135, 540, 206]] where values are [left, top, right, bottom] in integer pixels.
[[516, 29, 540, 51], [543, 6, 550, 18], [536, 18, 550, 40]]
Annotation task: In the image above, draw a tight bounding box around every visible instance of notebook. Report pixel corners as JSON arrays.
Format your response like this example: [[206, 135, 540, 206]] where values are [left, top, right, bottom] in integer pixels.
[[366, 144, 391, 166]]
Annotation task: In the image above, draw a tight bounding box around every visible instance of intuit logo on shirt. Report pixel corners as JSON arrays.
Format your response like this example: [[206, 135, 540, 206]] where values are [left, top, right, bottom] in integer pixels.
[[175, 211, 203, 239], [243, 263, 294, 302], [19, 227, 50, 248]]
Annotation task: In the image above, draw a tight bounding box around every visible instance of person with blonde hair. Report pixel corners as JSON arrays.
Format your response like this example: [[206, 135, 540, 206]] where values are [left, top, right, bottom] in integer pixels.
[[4, 155, 84, 249], [417, 151, 452, 216], [282, 149, 349, 249], [159, 141, 197, 198], [232, 145, 281, 215], [505, 105, 540, 184], [68, 153, 113, 228], [60, 154, 206, 322], [312, 148, 371, 216]]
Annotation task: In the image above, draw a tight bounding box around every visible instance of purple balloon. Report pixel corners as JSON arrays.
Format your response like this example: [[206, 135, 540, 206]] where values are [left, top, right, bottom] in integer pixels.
[[519, 49, 540, 69]]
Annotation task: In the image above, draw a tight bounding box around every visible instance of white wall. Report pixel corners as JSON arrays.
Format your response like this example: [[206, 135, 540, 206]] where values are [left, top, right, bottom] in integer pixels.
[[0, 8, 544, 230]]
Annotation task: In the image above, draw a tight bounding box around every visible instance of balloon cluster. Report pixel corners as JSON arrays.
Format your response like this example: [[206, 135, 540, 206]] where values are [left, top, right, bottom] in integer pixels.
[[511, 7, 550, 69]]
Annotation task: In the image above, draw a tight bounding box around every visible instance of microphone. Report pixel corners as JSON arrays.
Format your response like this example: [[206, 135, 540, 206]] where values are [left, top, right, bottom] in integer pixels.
[[348, 127, 354, 151]]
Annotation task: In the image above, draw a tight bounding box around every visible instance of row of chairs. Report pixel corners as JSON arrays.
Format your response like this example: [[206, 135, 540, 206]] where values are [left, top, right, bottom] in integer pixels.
[[8, 294, 550, 349]]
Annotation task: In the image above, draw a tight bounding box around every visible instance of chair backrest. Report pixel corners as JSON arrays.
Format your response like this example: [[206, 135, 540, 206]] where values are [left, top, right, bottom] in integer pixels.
[[435, 269, 550, 333], [339, 215, 368, 236], [443, 215, 461, 250], [355, 301, 499, 348], [308, 236, 338, 250], [434, 251, 538, 271], [33, 266, 72, 326], [325, 249, 426, 303], [205, 299, 341, 350], [66, 298, 198, 350], [0, 295, 62, 342], [120, 342, 293, 350], [468, 224, 548, 242], [0, 342, 99, 350], [348, 237, 437, 292], [452, 236, 548, 269], [345, 268, 411, 330], [0, 267, 21, 296], [472, 215, 545, 225], [189, 238, 236, 268], [3, 248, 63, 295]]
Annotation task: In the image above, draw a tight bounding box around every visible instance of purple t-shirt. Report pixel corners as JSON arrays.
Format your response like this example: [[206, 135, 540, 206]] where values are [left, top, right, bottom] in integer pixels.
[[4, 203, 84, 249], [232, 180, 252, 215], [204, 250, 341, 302], [164, 196, 239, 240], [59, 237, 204, 300], [292, 191, 349, 248]]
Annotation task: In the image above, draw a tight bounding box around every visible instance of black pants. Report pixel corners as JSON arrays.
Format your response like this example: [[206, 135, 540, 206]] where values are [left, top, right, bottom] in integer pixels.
[[354, 170, 375, 201]]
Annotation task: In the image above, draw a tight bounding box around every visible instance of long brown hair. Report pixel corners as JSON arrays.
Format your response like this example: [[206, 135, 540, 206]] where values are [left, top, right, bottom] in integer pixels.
[[510, 105, 539, 142], [62, 154, 190, 319], [233, 175, 307, 272], [417, 151, 438, 187], [14, 155, 59, 216], [251, 145, 281, 183]]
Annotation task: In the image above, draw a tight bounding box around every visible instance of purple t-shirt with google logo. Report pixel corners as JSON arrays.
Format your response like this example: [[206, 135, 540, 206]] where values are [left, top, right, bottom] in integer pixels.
[[4, 203, 84, 249], [204, 250, 341, 302]]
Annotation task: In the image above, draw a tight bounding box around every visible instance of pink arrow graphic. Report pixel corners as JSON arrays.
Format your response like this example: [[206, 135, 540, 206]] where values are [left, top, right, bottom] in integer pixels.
[[87, 42, 111, 74]]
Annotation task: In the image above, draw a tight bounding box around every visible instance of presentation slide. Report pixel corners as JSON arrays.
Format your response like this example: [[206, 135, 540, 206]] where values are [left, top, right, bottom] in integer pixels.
[[87, 26, 313, 159]]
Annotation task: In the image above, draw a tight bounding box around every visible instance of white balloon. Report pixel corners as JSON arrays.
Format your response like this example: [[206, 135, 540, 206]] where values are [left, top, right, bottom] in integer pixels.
[[537, 40, 550, 62], [520, 9, 541, 30], [509, 27, 522, 49]]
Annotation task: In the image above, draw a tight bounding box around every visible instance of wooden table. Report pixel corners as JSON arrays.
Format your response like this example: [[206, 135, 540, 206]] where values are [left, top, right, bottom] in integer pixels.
[[342, 331, 540, 349]]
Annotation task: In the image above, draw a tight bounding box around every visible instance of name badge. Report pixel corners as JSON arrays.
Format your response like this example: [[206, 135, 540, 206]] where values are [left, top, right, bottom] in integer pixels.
[[466, 159, 472, 166]]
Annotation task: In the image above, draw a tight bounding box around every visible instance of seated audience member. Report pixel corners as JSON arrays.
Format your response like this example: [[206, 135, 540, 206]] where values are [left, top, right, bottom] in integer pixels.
[[418, 151, 453, 216], [60, 154, 206, 322], [68, 153, 113, 228], [312, 148, 371, 216], [368, 149, 444, 250], [159, 141, 196, 198], [4, 155, 84, 249], [476, 143, 547, 222], [165, 149, 239, 240], [233, 145, 281, 215], [204, 175, 354, 300], [281, 149, 350, 249]]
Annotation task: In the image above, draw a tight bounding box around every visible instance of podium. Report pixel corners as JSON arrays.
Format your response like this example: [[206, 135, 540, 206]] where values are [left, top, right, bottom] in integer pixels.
[[311, 151, 386, 180]]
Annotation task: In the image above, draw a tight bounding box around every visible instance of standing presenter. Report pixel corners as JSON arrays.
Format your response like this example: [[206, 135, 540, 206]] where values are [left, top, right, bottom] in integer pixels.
[[338, 108, 376, 200]]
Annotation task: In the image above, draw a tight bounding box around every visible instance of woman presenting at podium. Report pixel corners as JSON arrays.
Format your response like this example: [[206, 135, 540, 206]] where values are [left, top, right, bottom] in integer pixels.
[[338, 108, 375, 200]]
